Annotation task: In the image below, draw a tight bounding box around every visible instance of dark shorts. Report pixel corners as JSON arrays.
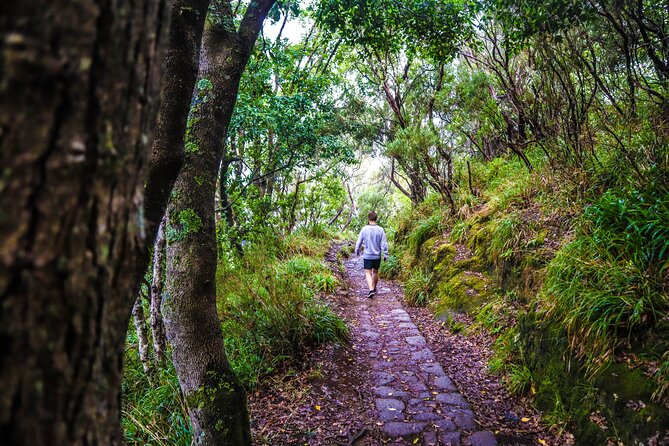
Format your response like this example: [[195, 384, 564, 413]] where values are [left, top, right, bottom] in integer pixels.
[[363, 258, 381, 270]]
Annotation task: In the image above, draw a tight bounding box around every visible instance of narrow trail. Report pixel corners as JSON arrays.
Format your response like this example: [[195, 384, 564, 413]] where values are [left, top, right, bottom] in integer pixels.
[[341, 254, 497, 446], [250, 245, 554, 445]]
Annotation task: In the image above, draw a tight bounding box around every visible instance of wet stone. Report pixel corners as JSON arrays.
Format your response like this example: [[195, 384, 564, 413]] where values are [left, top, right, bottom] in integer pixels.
[[382, 421, 428, 437], [411, 381, 428, 391], [434, 375, 457, 391], [411, 349, 435, 361], [376, 398, 406, 413], [374, 386, 409, 398], [432, 418, 456, 431], [372, 359, 393, 369], [379, 410, 404, 421], [451, 410, 477, 430], [420, 363, 446, 376], [412, 412, 439, 421], [363, 331, 380, 340], [374, 372, 396, 386], [423, 431, 438, 445], [436, 393, 470, 408], [467, 431, 498, 446], [440, 431, 462, 446], [405, 335, 426, 346]]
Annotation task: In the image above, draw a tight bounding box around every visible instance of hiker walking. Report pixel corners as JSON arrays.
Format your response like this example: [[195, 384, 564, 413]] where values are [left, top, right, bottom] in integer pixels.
[[355, 211, 389, 298]]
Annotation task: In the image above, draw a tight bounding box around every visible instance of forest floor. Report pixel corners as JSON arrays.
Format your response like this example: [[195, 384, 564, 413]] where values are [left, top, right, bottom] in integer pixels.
[[249, 243, 569, 445]]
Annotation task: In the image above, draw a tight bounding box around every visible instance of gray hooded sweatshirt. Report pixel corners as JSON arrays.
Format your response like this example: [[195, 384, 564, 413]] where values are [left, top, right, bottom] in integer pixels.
[[355, 224, 389, 260]]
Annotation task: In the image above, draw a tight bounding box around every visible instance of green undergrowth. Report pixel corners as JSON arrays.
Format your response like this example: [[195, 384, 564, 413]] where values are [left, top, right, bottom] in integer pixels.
[[122, 323, 191, 445], [217, 228, 348, 389], [388, 150, 669, 444], [122, 227, 347, 445]]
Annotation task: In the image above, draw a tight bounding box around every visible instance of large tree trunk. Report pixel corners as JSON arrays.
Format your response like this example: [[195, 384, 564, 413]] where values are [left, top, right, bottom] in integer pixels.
[[136, 0, 211, 286], [0, 1, 169, 444], [163, 1, 276, 444]]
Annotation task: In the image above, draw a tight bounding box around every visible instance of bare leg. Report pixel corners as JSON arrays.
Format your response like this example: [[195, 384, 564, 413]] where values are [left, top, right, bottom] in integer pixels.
[[365, 269, 374, 291], [372, 269, 379, 290]]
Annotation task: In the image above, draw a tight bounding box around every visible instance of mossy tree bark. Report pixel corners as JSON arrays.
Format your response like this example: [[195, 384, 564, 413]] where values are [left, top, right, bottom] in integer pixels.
[[0, 0, 169, 444], [132, 296, 153, 375], [163, 1, 276, 444], [136, 0, 211, 291], [150, 216, 168, 364]]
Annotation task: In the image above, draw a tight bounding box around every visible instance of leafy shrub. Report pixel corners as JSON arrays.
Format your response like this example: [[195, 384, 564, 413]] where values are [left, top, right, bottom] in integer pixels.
[[284, 230, 330, 257], [505, 363, 534, 395], [544, 189, 669, 376], [313, 272, 338, 292], [653, 353, 669, 403], [407, 213, 445, 257], [379, 254, 401, 279], [404, 270, 432, 306], [487, 212, 524, 263], [279, 256, 329, 278], [449, 219, 469, 243], [218, 243, 348, 389], [282, 256, 314, 276]]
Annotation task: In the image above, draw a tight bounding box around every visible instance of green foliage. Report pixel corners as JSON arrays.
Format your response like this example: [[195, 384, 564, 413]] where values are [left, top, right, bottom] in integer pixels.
[[505, 363, 534, 395], [355, 182, 410, 230], [379, 254, 401, 279], [653, 353, 669, 403], [449, 219, 469, 243], [404, 270, 432, 306], [313, 272, 338, 292], [487, 212, 524, 263], [217, 236, 348, 389], [407, 212, 445, 258], [316, 0, 479, 60], [122, 329, 191, 445], [283, 230, 331, 258], [544, 189, 669, 376]]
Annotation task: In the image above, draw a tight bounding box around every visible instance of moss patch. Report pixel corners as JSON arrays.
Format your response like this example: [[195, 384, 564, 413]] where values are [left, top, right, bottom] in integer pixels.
[[433, 270, 493, 315]]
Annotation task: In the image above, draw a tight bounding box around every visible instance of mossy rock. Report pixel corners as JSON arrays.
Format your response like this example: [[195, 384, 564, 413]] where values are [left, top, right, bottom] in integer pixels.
[[431, 243, 456, 270], [452, 256, 484, 273], [468, 223, 494, 262], [510, 311, 669, 445], [468, 205, 493, 225], [432, 270, 493, 316], [416, 236, 439, 267]]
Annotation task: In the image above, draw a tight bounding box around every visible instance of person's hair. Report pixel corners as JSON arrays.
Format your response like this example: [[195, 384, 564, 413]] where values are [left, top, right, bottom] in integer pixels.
[[368, 211, 378, 222]]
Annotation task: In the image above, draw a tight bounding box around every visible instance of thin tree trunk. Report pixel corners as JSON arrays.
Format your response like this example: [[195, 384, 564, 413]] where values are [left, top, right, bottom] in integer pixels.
[[288, 176, 303, 232], [341, 182, 356, 231], [132, 296, 153, 375], [219, 157, 243, 254], [0, 1, 169, 444], [163, 1, 276, 444], [150, 217, 168, 364], [328, 205, 345, 226]]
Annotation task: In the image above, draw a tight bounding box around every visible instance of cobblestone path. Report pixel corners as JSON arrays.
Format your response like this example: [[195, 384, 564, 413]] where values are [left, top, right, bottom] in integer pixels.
[[344, 256, 498, 446]]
